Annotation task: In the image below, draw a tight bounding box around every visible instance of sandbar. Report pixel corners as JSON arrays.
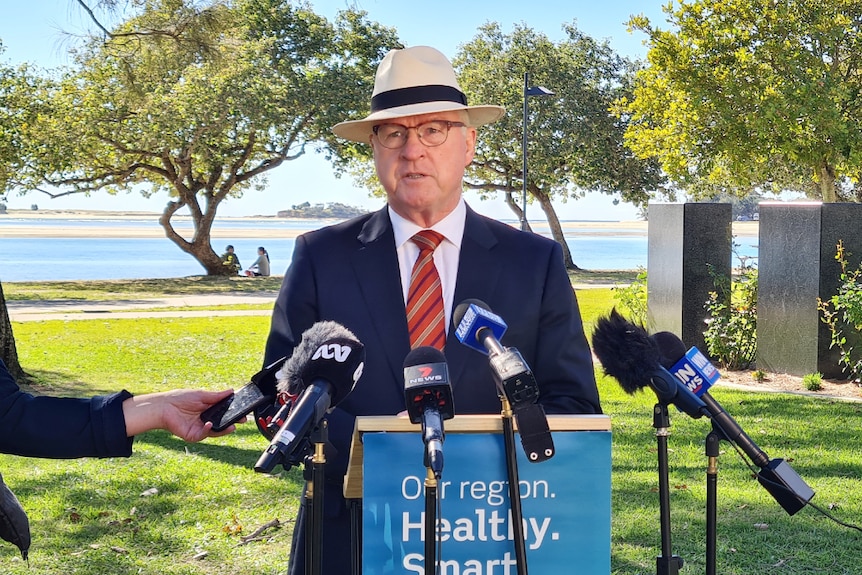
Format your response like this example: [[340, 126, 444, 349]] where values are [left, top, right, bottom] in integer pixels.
[[0, 209, 759, 239]]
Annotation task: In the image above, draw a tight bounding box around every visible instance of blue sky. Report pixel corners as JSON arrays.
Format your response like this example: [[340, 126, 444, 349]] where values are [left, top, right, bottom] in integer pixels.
[[1, 0, 668, 220]]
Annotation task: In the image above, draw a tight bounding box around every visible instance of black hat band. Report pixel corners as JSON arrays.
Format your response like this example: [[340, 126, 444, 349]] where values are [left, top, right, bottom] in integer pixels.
[[371, 85, 468, 113]]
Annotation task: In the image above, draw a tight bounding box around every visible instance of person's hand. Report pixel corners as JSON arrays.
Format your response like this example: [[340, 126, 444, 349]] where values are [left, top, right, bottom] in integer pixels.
[[123, 389, 236, 442]]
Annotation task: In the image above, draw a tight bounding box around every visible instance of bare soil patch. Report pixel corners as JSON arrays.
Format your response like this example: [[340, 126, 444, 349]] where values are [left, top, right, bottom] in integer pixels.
[[718, 368, 862, 401]]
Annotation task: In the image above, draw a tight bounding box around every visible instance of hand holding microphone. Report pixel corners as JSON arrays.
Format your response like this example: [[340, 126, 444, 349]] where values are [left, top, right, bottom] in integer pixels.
[[403, 347, 454, 479], [254, 321, 365, 473]]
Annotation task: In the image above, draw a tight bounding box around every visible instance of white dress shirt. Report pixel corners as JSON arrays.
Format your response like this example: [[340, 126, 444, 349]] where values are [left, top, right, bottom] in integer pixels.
[[390, 199, 466, 334]]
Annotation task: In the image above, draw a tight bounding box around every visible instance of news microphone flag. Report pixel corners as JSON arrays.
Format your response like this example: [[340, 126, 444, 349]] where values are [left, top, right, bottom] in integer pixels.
[[454, 302, 507, 354], [669, 347, 721, 396]]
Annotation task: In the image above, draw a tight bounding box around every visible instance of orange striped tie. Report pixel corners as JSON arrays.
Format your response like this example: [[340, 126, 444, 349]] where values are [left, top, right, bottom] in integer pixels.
[[406, 230, 446, 350]]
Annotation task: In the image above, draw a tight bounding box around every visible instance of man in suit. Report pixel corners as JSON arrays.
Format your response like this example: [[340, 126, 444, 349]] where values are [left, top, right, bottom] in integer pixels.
[[261, 45, 602, 574]]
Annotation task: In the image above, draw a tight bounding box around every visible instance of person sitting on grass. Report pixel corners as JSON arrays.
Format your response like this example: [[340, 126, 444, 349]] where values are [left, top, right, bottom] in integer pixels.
[[244, 246, 271, 277], [220, 244, 242, 275]]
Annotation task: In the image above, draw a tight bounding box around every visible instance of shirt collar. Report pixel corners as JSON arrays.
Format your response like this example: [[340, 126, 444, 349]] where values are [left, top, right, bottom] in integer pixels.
[[389, 198, 466, 250]]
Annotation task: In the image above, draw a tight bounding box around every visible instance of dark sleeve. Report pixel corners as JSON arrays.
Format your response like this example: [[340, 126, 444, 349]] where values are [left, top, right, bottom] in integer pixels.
[[532, 242, 602, 415], [0, 360, 134, 459]]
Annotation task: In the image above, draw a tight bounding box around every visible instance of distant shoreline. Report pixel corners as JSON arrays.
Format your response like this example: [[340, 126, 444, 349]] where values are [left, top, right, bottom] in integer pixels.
[[0, 209, 759, 238]]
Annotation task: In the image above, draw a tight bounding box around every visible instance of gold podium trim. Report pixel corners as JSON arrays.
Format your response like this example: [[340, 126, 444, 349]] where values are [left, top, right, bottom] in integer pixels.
[[343, 414, 611, 499]]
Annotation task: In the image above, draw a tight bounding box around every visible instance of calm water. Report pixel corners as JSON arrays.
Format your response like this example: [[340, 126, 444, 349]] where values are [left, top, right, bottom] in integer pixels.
[[0, 217, 758, 282]]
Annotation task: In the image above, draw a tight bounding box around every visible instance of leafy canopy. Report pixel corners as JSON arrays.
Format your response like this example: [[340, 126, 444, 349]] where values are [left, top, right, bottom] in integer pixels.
[[621, 0, 862, 202]]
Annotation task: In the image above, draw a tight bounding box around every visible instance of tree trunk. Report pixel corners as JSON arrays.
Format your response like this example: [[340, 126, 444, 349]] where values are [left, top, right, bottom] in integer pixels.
[[0, 282, 25, 380], [535, 189, 580, 270], [503, 188, 531, 232], [817, 162, 838, 203], [158, 198, 239, 276]]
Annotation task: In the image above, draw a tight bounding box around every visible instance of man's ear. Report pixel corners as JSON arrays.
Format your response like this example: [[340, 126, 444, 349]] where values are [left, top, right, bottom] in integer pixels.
[[464, 127, 477, 166]]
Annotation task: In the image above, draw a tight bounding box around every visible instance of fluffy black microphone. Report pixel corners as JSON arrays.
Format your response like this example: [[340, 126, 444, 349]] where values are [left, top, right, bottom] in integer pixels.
[[653, 331, 815, 515], [254, 321, 365, 473], [453, 299, 555, 463], [591, 309, 710, 419], [404, 346, 454, 479]]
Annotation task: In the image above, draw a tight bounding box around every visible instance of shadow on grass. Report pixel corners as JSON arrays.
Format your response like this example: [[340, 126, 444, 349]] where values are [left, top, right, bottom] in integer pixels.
[[18, 368, 120, 396], [136, 427, 270, 468]]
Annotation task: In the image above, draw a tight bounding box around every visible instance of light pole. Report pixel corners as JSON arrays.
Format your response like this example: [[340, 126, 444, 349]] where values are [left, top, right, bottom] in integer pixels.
[[521, 72, 554, 232]]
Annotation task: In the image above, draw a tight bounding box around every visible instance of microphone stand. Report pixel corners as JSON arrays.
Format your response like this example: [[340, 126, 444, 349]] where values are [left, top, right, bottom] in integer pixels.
[[304, 420, 328, 575], [705, 428, 721, 575], [424, 467, 438, 575], [653, 403, 684, 575], [500, 396, 529, 575]]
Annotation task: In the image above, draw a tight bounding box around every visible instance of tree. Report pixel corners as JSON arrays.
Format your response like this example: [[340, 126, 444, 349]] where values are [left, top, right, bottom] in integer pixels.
[[0, 281, 24, 380], [454, 23, 666, 269], [5, 0, 400, 275], [621, 0, 862, 202]]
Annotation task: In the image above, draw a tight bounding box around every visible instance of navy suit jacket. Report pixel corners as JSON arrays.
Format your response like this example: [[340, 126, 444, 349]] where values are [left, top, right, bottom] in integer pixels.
[[263, 204, 601, 481]]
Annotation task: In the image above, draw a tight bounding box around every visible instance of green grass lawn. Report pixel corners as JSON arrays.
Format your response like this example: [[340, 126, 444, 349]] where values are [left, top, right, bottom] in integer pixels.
[[3, 281, 862, 574]]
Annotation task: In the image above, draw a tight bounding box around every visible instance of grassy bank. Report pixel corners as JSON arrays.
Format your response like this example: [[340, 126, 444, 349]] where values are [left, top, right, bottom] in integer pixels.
[[3, 280, 862, 574]]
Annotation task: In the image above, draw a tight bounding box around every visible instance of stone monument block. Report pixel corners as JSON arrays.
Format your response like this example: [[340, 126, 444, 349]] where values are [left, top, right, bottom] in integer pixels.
[[647, 203, 732, 354], [757, 202, 862, 378]]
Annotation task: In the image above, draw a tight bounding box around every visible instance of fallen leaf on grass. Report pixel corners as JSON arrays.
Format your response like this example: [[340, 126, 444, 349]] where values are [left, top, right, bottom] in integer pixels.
[[140, 487, 159, 497], [753, 523, 769, 530]]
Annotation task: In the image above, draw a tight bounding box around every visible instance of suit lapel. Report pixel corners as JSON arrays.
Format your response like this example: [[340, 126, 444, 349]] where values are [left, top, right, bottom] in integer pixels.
[[351, 208, 412, 394], [447, 207, 502, 389]]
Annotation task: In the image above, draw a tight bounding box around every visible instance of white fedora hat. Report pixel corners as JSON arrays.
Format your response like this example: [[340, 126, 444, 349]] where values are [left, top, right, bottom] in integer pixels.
[[332, 46, 505, 143]]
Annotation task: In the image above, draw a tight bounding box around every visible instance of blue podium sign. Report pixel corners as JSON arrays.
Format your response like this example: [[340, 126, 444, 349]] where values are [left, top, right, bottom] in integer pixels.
[[351, 415, 611, 575]]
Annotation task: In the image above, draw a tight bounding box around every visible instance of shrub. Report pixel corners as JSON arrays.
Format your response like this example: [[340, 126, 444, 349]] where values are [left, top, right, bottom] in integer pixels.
[[612, 266, 648, 326], [752, 369, 767, 383], [803, 372, 823, 391], [703, 252, 758, 370], [817, 241, 862, 383]]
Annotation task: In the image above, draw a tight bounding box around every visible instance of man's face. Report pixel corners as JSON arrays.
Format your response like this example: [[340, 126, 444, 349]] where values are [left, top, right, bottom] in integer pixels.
[[371, 111, 476, 227]]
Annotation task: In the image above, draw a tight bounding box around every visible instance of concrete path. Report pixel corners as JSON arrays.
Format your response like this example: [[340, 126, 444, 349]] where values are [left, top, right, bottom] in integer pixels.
[[7, 293, 277, 322]]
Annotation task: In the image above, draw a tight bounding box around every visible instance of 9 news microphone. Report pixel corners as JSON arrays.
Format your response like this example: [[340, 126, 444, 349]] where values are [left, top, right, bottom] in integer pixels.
[[652, 331, 815, 515], [453, 299, 555, 462], [403, 346, 455, 479], [591, 309, 710, 419], [254, 321, 365, 473]]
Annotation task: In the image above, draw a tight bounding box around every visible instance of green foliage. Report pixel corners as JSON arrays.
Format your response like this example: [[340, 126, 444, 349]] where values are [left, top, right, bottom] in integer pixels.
[[817, 241, 862, 383], [703, 255, 757, 369], [621, 0, 862, 202], [752, 369, 767, 384], [455, 23, 666, 267], [611, 267, 648, 326], [3, 1, 400, 274], [803, 372, 823, 392]]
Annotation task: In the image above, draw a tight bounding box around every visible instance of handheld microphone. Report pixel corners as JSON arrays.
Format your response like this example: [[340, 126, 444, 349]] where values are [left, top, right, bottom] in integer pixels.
[[591, 309, 710, 420], [453, 299, 555, 462], [403, 346, 454, 479], [652, 331, 815, 515], [254, 321, 365, 473]]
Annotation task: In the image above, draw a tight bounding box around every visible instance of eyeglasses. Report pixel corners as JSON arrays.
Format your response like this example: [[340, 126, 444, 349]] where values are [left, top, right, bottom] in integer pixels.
[[372, 120, 465, 149]]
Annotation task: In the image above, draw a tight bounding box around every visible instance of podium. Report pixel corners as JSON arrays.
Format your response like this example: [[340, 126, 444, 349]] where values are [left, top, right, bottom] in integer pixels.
[[344, 414, 612, 574]]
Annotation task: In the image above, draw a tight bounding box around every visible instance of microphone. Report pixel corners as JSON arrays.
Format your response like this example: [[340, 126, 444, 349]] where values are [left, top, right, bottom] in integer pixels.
[[254, 321, 365, 473], [403, 346, 454, 479], [453, 299, 555, 462], [591, 309, 710, 419], [652, 331, 816, 515]]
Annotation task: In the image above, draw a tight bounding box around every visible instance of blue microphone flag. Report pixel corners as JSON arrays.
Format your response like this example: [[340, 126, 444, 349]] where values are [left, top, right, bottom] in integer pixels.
[[669, 347, 721, 396], [454, 302, 508, 354]]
